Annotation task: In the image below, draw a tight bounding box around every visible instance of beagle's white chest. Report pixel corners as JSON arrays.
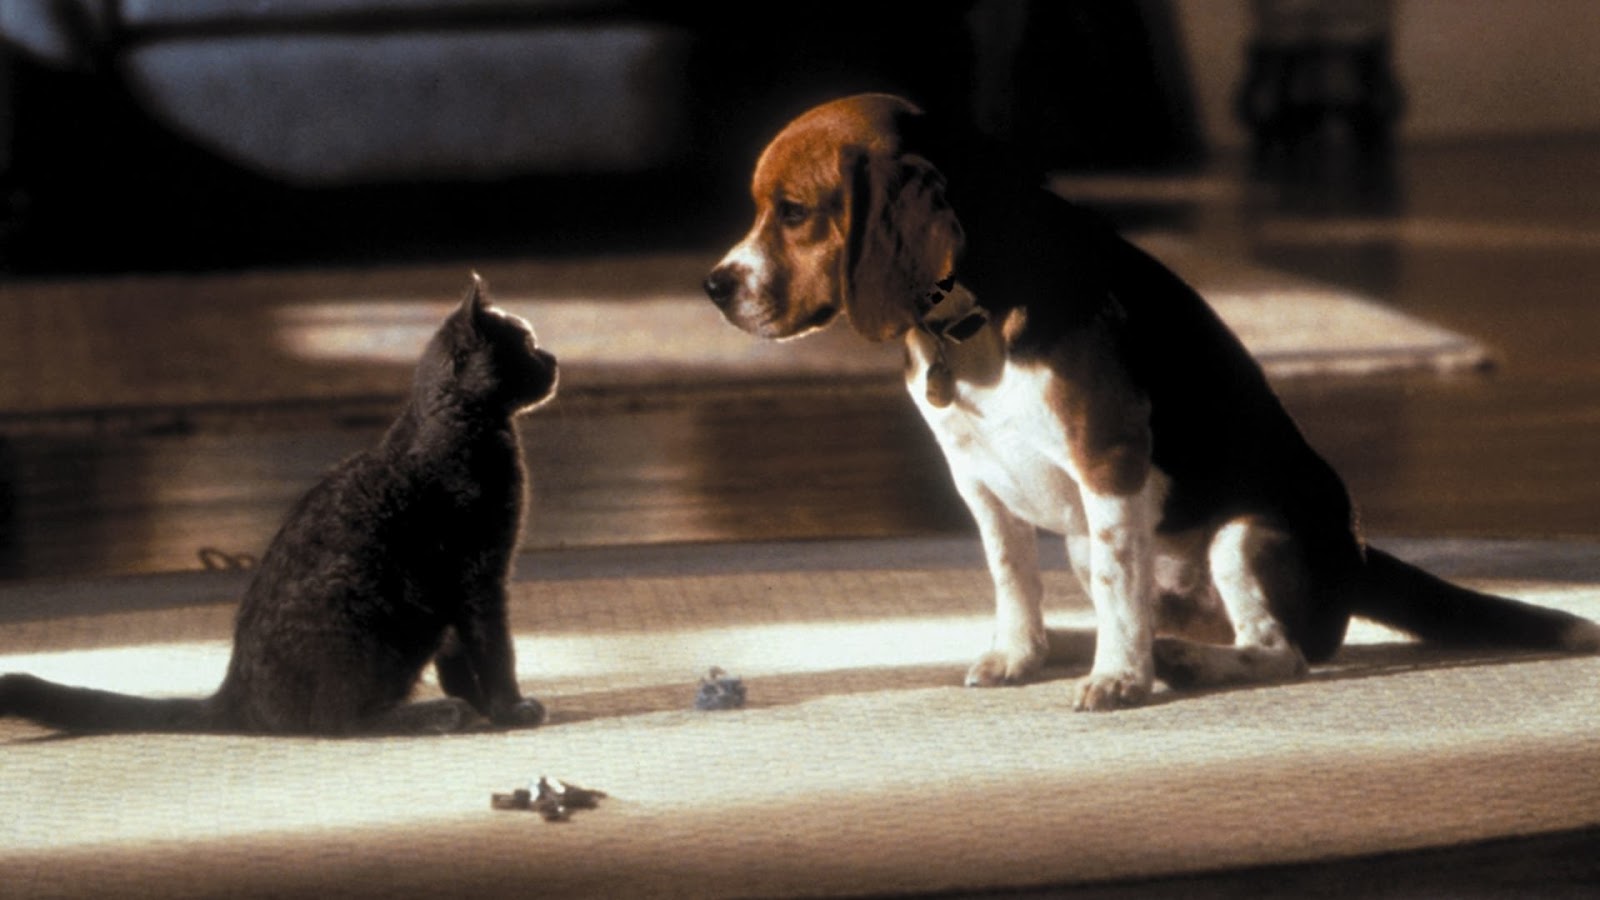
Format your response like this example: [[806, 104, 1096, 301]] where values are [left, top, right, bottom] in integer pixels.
[[904, 327, 1087, 535]]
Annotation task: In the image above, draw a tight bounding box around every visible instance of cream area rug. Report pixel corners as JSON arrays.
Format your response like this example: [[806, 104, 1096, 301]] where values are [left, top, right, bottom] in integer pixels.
[[0, 237, 1488, 421], [2, 537, 1596, 898]]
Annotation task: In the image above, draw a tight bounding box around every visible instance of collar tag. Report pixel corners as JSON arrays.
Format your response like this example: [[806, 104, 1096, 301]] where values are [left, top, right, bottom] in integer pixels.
[[940, 307, 989, 343]]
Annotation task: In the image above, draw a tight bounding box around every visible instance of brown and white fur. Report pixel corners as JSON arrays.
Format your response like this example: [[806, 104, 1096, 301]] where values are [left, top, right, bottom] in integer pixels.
[[703, 93, 1600, 710]]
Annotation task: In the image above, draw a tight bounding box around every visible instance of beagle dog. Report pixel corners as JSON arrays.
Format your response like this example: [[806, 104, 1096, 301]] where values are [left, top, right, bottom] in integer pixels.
[[703, 93, 1600, 710]]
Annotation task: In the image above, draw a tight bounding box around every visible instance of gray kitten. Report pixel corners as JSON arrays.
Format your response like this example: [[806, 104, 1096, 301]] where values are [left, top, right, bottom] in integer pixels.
[[1, 275, 556, 735]]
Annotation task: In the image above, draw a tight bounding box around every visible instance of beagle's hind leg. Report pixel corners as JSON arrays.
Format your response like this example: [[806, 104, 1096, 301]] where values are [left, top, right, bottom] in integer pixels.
[[1154, 519, 1310, 689], [1152, 637, 1308, 689]]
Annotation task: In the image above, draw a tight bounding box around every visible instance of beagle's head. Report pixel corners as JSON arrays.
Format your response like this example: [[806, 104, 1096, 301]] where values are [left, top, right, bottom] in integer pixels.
[[703, 93, 965, 342]]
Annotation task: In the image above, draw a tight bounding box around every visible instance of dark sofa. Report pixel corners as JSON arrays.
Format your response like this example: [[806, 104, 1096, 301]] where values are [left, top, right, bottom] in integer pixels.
[[4, 0, 713, 185]]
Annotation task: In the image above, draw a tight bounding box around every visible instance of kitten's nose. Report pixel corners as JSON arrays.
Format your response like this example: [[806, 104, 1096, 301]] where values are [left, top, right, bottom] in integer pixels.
[[703, 267, 739, 310]]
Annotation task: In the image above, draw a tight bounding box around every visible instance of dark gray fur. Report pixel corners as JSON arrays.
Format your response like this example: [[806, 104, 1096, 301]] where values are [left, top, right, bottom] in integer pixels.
[[1, 275, 557, 736]]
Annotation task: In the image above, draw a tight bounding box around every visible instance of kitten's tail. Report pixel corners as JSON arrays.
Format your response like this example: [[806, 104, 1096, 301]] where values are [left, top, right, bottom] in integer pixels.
[[0, 672, 218, 733]]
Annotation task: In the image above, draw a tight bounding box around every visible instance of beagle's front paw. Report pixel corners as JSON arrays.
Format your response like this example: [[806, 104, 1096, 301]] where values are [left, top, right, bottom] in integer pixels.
[[1072, 670, 1152, 711], [964, 645, 1046, 687]]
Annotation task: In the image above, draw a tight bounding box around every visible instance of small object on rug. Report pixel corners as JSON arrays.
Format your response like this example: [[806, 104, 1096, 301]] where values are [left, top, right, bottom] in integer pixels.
[[694, 666, 747, 710], [492, 777, 607, 822], [491, 788, 533, 811]]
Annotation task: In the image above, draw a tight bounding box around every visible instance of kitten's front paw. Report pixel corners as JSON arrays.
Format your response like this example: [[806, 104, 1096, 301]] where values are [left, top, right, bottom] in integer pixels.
[[965, 647, 1045, 687], [490, 697, 547, 730], [1072, 670, 1151, 712]]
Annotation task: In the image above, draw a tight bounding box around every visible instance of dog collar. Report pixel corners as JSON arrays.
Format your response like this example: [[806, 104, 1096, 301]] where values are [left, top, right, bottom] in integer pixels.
[[915, 275, 988, 409], [917, 275, 989, 343]]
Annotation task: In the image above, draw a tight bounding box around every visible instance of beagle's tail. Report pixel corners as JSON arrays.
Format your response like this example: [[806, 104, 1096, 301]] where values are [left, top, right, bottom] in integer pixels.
[[0, 672, 218, 733], [1347, 546, 1600, 652]]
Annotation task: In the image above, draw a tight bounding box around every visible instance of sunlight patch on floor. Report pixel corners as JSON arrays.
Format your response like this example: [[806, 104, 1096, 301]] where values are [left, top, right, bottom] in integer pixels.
[[272, 300, 453, 364], [0, 613, 1019, 698], [270, 295, 895, 376]]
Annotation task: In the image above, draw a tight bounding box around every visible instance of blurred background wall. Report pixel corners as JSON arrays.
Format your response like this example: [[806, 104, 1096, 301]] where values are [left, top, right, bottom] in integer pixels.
[[1179, 0, 1600, 148], [5, 0, 1600, 274]]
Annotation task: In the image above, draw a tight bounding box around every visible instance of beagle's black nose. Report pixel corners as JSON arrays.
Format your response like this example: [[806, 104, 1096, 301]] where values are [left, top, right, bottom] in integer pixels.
[[703, 267, 739, 309]]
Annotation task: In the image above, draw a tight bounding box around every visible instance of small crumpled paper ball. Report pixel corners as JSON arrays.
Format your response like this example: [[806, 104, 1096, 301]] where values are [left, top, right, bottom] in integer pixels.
[[694, 666, 747, 711]]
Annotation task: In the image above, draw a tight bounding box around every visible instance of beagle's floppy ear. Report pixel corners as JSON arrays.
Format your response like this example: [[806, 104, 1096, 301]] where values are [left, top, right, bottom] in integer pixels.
[[836, 146, 965, 342]]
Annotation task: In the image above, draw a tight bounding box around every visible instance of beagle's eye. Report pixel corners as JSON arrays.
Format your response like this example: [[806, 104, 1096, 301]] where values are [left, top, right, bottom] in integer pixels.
[[776, 199, 810, 227]]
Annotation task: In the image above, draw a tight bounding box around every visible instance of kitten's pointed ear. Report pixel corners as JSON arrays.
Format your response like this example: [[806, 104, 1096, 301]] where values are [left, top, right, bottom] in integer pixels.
[[461, 272, 490, 318]]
